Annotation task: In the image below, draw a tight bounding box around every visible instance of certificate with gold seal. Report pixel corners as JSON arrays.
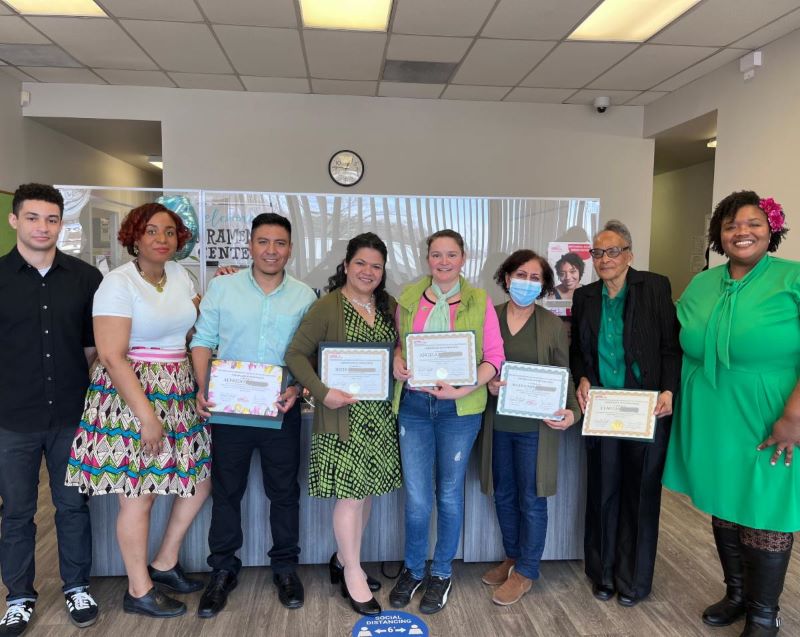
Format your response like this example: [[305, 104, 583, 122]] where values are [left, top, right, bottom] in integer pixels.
[[206, 359, 287, 427], [582, 389, 659, 440], [406, 331, 477, 388], [319, 342, 392, 401]]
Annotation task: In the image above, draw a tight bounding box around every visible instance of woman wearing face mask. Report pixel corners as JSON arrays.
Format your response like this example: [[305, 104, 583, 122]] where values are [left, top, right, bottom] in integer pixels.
[[478, 250, 580, 606]]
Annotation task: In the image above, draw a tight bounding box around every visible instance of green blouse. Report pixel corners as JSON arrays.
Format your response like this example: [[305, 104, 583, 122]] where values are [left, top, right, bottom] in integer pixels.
[[598, 282, 640, 388]]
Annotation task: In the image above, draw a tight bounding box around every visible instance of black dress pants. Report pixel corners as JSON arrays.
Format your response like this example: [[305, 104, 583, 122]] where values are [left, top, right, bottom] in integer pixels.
[[583, 417, 670, 598], [207, 403, 301, 575], [0, 426, 92, 602]]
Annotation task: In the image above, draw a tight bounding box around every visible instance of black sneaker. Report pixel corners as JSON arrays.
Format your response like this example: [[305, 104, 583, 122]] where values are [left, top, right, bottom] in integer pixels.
[[419, 576, 451, 615], [65, 588, 98, 628], [0, 601, 35, 636], [389, 569, 424, 608]]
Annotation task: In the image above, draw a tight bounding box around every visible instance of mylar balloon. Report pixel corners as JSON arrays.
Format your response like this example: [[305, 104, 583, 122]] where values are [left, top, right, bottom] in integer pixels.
[[156, 195, 198, 261]]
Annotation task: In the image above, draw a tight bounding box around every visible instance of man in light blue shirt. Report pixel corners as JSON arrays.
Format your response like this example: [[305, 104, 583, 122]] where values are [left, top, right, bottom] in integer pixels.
[[191, 213, 316, 618]]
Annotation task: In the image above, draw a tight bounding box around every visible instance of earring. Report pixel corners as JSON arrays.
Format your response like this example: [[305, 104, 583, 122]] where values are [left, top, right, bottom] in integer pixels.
[[133, 245, 139, 256]]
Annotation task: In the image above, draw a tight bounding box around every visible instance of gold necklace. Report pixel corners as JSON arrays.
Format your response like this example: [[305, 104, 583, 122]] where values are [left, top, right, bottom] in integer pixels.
[[134, 259, 167, 293]]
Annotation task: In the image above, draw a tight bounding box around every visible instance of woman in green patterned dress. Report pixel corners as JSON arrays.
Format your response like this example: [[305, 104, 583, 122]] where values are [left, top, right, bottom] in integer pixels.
[[286, 233, 401, 617]]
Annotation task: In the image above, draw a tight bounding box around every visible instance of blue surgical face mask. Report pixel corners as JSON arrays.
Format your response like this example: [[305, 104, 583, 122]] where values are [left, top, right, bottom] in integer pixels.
[[509, 278, 542, 307]]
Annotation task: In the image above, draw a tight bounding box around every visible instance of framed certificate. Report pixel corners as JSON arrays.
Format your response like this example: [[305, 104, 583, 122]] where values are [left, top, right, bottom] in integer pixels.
[[319, 342, 392, 401], [406, 331, 477, 388], [497, 362, 569, 420], [582, 389, 659, 440], [206, 359, 287, 428]]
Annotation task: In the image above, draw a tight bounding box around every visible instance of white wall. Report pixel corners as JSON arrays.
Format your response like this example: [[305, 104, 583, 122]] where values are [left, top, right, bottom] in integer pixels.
[[0, 72, 26, 191], [645, 27, 800, 260], [21, 83, 656, 268]]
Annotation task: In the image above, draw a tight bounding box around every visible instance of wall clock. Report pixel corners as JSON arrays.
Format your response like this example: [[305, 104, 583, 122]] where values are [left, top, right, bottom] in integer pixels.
[[328, 150, 364, 187]]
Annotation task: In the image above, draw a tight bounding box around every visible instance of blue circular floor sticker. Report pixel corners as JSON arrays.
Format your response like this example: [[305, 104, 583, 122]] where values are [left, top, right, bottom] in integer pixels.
[[352, 611, 429, 637]]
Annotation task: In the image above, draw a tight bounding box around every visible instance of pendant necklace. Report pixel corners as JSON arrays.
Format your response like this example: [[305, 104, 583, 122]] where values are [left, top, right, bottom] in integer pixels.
[[344, 292, 374, 315], [134, 259, 167, 293]]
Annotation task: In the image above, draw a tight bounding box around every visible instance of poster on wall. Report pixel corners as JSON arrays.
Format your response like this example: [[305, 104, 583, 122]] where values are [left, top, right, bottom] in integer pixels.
[[541, 242, 593, 317]]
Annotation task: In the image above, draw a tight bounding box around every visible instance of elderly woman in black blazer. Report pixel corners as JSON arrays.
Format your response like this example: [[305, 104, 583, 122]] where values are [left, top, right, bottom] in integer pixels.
[[569, 219, 681, 608]]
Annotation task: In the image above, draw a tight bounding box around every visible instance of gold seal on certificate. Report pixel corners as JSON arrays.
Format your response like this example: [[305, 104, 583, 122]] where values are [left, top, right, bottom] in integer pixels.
[[406, 331, 477, 388], [206, 359, 286, 425], [582, 389, 659, 440], [319, 342, 392, 401], [497, 362, 569, 420]]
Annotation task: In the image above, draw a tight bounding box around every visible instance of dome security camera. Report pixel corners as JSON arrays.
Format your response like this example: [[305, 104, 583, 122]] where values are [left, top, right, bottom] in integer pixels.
[[593, 96, 611, 113]]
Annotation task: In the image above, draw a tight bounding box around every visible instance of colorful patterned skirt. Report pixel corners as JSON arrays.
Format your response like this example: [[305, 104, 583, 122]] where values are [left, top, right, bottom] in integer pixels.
[[66, 348, 211, 498]]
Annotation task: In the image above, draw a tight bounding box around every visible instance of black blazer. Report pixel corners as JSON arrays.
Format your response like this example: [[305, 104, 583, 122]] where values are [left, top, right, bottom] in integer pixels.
[[569, 267, 681, 394]]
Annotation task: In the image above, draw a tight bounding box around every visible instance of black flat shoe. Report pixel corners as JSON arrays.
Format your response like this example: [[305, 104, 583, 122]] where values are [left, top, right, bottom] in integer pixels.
[[148, 563, 204, 594], [592, 583, 615, 601], [273, 572, 304, 609], [328, 553, 382, 592], [197, 570, 237, 619], [122, 587, 186, 618], [341, 575, 381, 616], [617, 592, 643, 607]]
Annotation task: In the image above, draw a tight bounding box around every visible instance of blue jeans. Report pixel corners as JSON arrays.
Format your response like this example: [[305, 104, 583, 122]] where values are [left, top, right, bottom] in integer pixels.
[[492, 429, 548, 580], [398, 390, 482, 580]]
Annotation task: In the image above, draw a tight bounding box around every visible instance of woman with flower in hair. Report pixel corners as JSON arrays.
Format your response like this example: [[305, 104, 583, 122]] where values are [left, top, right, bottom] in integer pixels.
[[664, 191, 800, 637]]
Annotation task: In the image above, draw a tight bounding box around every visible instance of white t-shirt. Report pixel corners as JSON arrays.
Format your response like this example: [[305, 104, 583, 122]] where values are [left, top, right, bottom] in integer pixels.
[[93, 260, 197, 350]]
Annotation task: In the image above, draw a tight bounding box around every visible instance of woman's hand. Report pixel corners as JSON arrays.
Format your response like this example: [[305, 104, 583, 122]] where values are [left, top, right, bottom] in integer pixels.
[[140, 414, 164, 456], [393, 354, 412, 382], [420, 381, 468, 400], [195, 392, 215, 419], [213, 266, 240, 277], [654, 390, 673, 418], [576, 377, 591, 412], [323, 388, 358, 410], [757, 414, 800, 466], [544, 409, 574, 430], [487, 378, 505, 397]]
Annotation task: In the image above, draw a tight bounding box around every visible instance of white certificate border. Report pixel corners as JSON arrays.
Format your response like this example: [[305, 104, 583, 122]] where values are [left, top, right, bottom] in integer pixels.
[[319, 345, 391, 401], [405, 331, 477, 388], [582, 389, 658, 440], [496, 362, 569, 419]]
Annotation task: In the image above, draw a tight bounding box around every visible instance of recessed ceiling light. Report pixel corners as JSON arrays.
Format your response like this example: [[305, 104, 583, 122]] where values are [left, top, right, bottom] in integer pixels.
[[3, 0, 107, 17], [300, 0, 392, 32], [706, 138, 717, 149], [568, 0, 701, 42], [147, 155, 163, 170]]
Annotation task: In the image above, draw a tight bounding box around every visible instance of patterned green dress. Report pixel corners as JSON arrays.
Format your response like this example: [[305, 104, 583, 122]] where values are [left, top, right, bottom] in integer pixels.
[[308, 300, 402, 499]]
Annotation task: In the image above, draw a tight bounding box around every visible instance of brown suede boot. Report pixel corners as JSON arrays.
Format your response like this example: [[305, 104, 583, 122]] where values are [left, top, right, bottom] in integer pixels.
[[481, 559, 516, 586], [492, 571, 533, 606]]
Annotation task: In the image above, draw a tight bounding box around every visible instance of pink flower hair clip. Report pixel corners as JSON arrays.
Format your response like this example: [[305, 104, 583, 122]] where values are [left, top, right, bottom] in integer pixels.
[[759, 197, 785, 233]]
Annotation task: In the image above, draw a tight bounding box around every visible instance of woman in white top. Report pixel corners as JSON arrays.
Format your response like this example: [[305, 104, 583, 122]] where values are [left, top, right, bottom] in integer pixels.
[[66, 203, 211, 618]]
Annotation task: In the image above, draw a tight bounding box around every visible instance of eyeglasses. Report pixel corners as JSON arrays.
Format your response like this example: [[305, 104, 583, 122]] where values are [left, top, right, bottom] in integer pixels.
[[589, 246, 630, 259]]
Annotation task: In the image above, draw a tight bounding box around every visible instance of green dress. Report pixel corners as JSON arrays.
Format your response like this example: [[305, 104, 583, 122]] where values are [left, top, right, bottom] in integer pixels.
[[663, 255, 800, 532], [307, 300, 402, 499]]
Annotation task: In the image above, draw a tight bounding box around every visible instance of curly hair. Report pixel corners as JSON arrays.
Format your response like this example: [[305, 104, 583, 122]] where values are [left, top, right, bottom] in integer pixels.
[[708, 190, 788, 255], [326, 232, 393, 324], [555, 251, 585, 279], [118, 202, 192, 256], [12, 183, 64, 217], [493, 249, 555, 297]]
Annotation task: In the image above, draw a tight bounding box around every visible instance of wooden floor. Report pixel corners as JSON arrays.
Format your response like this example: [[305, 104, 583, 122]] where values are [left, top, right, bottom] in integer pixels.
[[8, 477, 800, 636]]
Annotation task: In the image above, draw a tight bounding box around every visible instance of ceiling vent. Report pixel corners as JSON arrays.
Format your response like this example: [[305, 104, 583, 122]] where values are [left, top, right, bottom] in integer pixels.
[[382, 60, 458, 84]]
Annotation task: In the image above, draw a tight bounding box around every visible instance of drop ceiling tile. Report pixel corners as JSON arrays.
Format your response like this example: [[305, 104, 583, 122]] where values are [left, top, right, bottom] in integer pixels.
[[0, 16, 51, 43], [441, 85, 510, 101], [122, 20, 232, 73], [652, 0, 800, 46], [18, 66, 104, 83], [0, 4, 10, 14], [304, 30, 385, 80], [452, 39, 555, 85], [565, 89, 641, 105], [733, 8, 800, 49], [199, 0, 297, 27], [652, 47, 744, 91], [625, 91, 669, 106], [0, 43, 81, 66], [588, 44, 718, 90], [94, 68, 174, 86], [169, 72, 243, 90], [214, 25, 305, 77], [392, 0, 496, 36], [483, 0, 600, 39], [241, 76, 309, 93], [378, 81, 444, 98], [28, 17, 156, 69], [311, 79, 377, 96], [521, 42, 637, 88], [97, 0, 203, 21], [504, 87, 576, 103], [1, 67, 37, 81], [387, 34, 471, 62]]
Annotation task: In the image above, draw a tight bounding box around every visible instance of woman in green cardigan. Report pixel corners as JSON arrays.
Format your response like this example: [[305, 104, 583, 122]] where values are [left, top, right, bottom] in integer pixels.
[[479, 250, 580, 606], [285, 233, 401, 617]]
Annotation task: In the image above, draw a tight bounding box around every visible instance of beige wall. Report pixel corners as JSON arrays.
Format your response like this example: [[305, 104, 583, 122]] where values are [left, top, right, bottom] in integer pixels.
[[21, 83, 657, 268], [650, 160, 715, 298], [645, 27, 800, 261], [0, 72, 26, 192]]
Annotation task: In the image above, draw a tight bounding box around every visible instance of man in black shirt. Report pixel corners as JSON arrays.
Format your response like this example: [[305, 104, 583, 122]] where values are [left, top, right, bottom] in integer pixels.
[[0, 184, 103, 636]]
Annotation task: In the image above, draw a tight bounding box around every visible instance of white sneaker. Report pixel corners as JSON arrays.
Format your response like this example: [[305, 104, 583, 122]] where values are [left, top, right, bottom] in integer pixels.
[[0, 600, 35, 636]]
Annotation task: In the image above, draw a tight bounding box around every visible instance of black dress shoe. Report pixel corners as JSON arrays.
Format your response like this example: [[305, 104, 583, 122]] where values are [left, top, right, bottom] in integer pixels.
[[197, 570, 238, 619], [341, 575, 381, 616], [148, 563, 204, 593], [122, 587, 186, 618], [328, 553, 382, 592], [273, 572, 304, 609], [617, 592, 643, 607], [592, 583, 615, 601]]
